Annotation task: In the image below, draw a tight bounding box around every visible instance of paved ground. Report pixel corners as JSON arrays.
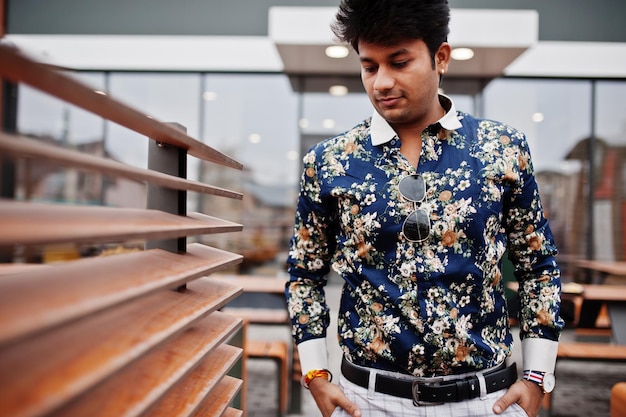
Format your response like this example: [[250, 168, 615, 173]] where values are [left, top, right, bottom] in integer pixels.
[[244, 281, 626, 417]]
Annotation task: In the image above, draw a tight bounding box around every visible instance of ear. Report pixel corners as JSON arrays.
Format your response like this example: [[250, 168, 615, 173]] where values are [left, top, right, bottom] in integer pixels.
[[435, 42, 451, 74]]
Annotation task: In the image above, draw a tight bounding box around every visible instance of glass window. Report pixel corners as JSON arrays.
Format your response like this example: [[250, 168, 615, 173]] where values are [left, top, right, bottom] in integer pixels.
[[17, 72, 106, 144], [201, 74, 299, 187], [107, 73, 201, 171], [483, 79, 593, 275], [199, 74, 299, 267], [104, 73, 201, 209], [16, 72, 106, 204], [594, 81, 626, 263], [13, 68, 625, 270]]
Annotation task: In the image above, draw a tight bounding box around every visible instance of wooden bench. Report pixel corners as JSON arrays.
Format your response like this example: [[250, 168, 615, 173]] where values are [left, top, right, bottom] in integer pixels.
[[247, 339, 291, 416], [542, 342, 626, 414]]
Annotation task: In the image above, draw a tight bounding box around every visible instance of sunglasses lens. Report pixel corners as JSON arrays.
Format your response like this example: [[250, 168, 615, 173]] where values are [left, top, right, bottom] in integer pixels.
[[403, 209, 430, 242], [399, 174, 426, 202]]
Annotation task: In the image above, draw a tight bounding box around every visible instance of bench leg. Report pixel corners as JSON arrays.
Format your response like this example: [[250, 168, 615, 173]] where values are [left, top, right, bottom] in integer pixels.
[[266, 343, 289, 416], [246, 340, 290, 416]]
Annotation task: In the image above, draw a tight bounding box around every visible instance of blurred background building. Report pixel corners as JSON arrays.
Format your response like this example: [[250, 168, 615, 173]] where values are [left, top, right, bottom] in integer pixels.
[[1, 0, 625, 276]]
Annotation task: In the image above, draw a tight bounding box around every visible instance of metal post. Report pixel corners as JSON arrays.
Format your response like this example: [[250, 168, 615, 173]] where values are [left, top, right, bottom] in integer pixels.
[[587, 81, 596, 265], [1, 80, 17, 199], [146, 123, 188, 270], [0, 80, 18, 262]]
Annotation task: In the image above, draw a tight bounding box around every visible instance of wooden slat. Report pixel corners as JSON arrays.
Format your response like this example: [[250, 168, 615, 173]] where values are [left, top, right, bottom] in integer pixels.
[[0, 263, 49, 276], [222, 408, 244, 417], [212, 274, 287, 293], [147, 345, 243, 417], [221, 307, 289, 324], [190, 376, 243, 417], [49, 314, 243, 417], [0, 201, 243, 246], [0, 243, 242, 346], [0, 44, 243, 170], [0, 132, 243, 200], [558, 342, 626, 362], [0, 277, 239, 417]]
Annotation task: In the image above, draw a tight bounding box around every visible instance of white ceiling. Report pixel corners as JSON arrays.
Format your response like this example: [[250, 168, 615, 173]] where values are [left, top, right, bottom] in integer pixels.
[[269, 7, 537, 78]]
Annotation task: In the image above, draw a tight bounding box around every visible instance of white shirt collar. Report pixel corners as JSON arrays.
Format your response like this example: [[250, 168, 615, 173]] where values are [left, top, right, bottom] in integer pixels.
[[370, 94, 463, 146]]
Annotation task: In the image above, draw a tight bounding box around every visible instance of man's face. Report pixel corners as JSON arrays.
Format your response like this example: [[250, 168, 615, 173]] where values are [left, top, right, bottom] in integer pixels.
[[358, 38, 445, 131]]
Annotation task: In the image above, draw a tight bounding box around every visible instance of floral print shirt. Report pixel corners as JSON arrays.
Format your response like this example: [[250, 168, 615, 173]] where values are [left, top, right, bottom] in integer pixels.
[[286, 97, 564, 377]]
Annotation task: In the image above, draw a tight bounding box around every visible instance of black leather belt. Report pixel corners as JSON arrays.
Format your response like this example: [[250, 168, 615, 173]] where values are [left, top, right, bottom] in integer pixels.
[[341, 357, 517, 405]]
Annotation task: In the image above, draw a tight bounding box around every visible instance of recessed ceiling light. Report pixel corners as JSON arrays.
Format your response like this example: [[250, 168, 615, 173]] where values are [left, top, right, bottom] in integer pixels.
[[325, 45, 350, 59], [532, 112, 545, 123], [203, 91, 218, 101], [451, 47, 475, 61], [299, 118, 309, 128], [329, 85, 348, 96], [322, 119, 336, 129], [248, 133, 262, 143]]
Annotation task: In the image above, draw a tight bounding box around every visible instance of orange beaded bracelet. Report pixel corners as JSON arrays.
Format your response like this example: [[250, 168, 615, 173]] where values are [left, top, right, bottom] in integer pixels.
[[301, 368, 333, 389]]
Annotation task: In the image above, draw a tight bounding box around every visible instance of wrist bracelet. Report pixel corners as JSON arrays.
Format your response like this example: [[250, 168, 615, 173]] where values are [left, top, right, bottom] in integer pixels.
[[301, 369, 333, 389]]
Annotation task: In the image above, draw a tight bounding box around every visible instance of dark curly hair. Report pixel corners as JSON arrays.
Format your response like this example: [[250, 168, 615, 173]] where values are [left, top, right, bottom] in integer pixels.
[[331, 0, 450, 67]]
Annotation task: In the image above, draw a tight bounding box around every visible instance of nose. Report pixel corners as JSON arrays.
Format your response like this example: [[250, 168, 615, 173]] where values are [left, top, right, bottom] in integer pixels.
[[373, 66, 395, 92]]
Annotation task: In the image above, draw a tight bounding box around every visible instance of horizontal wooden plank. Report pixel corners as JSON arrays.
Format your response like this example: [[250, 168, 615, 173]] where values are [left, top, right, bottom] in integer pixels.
[[190, 376, 243, 417], [558, 342, 626, 361], [222, 407, 244, 417], [221, 307, 289, 324], [146, 344, 242, 417], [0, 44, 243, 170], [0, 277, 240, 417], [0, 263, 49, 276], [0, 201, 243, 246], [0, 133, 243, 200], [0, 243, 242, 346], [212, 274, 287, 294], [49, 313, 243, 417]]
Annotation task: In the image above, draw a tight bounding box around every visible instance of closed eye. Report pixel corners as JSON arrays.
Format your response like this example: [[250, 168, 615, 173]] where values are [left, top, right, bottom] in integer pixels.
[[361, 65, 378, 74]]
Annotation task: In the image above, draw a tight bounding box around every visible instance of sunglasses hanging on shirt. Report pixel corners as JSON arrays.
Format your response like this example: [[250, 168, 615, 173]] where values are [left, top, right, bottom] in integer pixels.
[[399, 174, 431, 243]]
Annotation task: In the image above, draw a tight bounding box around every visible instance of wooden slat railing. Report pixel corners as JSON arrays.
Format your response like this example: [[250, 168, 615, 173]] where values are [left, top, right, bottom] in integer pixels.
[[189, 376, 244, 417], [48, 318, 242, 417], [0, 201, 242, 246], [0, 244, 242, 346], [147, 347, 243, 417], [0, 44, 243, 168], [0, 278, 240, 417], [0, 133, 243, 199], [0, 42, 247, 417]]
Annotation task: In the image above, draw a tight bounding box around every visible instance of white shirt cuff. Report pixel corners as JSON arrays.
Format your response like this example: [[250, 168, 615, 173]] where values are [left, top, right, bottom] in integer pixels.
[[296, 338, 329, 375], [522, 338, 558, 373]]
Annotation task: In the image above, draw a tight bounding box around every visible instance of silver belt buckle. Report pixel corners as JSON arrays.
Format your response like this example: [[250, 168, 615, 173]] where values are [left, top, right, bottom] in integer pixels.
[[411, 377, 445, 406]]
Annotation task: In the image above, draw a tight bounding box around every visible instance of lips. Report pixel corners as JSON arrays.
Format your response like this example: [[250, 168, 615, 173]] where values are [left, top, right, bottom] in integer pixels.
[[377, 96, 402, 107]]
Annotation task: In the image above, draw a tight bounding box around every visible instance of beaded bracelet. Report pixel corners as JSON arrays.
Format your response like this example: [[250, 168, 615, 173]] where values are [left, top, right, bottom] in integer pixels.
[[301, 368, 333, 389]]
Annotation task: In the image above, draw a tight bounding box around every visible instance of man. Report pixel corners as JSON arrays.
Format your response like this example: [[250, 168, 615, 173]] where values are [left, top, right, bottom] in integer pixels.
[[286, 1, 564, 416]]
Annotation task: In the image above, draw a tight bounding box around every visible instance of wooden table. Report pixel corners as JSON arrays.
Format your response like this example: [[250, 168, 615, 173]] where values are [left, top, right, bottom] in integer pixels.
[[212, 274, 289, 324], [507, 281, 626, 345], [576, 260, 626, 284], [574, 284, 626, 344]]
